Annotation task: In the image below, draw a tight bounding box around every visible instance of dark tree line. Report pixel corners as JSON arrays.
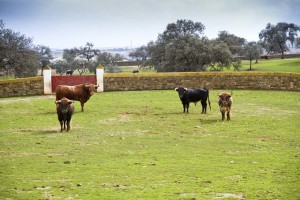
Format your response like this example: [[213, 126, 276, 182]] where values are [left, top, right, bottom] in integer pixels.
[[0, 20, 54, 78], [0, 19, 38, 78], [0, 19, 124, 78], [129, 19, 247, 72], [1, 18, 299, 78], [51, 42, 123, 75], [130, 20, 299, 72]]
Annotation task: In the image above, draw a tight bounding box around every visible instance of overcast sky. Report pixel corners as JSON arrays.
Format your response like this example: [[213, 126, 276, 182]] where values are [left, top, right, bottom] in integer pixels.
[[0, 0, 299, 49]]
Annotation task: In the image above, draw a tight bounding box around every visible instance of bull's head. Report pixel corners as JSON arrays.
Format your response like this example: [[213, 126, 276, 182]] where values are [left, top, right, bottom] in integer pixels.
[[218, 93, 231, 107], [84, 83, 98, 95], [175, 87, 188, 100], [56, 98, 74, 114]]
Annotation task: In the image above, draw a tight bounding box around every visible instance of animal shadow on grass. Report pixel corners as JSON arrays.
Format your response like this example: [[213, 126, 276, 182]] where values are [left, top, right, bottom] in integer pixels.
[[153, 112, 182, 116], [38, 111, 56, 115], [155, 112, 219, 124], [32, 129, 60, 135], [198, 118, 219, 124]]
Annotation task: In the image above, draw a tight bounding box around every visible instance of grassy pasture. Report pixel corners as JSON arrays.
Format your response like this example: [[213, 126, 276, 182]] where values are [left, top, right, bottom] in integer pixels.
[[241, 58, 300, 72], [119, 58, 300, 73], [0, 90, 299, 199], [28, 57, 300, 78]]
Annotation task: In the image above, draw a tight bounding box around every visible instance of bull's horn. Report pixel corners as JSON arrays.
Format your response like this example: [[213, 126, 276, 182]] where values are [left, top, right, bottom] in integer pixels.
[[67, 100, 74, 103], [55, 100, 61, 104], [175, 88, 178, 91], [184, 88, 188, 91]]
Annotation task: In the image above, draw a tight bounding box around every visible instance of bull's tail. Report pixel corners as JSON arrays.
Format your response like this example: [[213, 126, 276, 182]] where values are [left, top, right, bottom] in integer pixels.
[[204, 88, 211, 111], [208, 95, 211, 111]]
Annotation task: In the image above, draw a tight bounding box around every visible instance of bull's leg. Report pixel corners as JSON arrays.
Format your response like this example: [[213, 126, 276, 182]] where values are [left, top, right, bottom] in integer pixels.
[[63, 120, 66, 130], [227, 111, 231, 121], [201, 101, 207, 114], [81, 102, 84, 112], [67, 120, 70, 131], [186, 103, 189, 113], [60, 121, 63, 132], [221, 111, 225, 121], [183, 104, 186, 113]]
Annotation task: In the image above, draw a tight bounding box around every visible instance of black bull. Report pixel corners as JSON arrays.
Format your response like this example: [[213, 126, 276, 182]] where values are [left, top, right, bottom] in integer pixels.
[[175, 87, 211, 114], [56, 97, 75, 132]]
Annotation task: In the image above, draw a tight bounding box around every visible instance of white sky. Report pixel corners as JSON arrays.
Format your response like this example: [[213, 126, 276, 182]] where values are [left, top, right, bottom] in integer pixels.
[[0, 0, 299, 49]]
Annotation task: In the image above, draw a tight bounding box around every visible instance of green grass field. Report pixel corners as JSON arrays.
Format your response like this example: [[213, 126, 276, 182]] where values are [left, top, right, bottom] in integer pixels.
[[0, 90, 299, 199], [241, 58, 300, 72], [120, 58, 300, 73]]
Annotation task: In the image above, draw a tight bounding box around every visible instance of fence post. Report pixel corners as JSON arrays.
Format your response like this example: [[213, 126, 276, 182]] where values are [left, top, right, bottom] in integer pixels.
[[96, 64, 104, 92], [43, 65, 52, 94]]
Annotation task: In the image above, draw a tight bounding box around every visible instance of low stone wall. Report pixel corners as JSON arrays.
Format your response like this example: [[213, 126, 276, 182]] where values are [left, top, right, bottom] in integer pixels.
[[104, 72, 300, 91], [0, 77, 43, 97], [0, 72, 299, 98]]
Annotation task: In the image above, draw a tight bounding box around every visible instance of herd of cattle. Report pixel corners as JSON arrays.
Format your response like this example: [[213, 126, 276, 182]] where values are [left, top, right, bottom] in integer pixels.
[[55, 83, 232, 132], [55, 83, 98, 132]]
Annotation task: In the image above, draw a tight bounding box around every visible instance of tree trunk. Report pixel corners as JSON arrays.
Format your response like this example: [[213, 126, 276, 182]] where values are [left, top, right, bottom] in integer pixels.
[[255, 56, 259, 64], [279, 43, 285, 59], [281, 51, 284, 59]]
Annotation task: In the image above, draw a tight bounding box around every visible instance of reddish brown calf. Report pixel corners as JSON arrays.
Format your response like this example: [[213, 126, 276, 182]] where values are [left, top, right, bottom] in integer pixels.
[[218, 92, 233, 121]]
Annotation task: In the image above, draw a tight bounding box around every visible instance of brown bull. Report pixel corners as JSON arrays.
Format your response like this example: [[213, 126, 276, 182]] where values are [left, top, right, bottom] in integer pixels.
[[55, 83, 98, 112], [218, 92, 233, 121]]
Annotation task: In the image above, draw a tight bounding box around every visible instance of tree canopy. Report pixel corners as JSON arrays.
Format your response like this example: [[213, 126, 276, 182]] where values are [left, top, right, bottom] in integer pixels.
[[35, 45, 53, 75], [160, 19, 205, 42], [135, 19, 233, 72], [259, 22, 300, 58], [51, 43, 124, 75], [244, 42, 263, 70], [1, 18, 300, 77], [55, 43, 101, 75], [128, 45, 148, 66], [216, 31, 246, 56], [0, 19, 39, 77]]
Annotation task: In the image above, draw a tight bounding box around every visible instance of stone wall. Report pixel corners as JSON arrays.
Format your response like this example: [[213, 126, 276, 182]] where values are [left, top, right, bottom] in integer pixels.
[[0, 77, 43, 97], [104, 72, 300, 91], [0, 72, 299, 98]]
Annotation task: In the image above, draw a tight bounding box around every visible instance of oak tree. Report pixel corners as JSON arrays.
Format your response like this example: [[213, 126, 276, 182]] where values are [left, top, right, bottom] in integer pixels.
[[259, 22, 300, 59], [0, 19, 39, 78]]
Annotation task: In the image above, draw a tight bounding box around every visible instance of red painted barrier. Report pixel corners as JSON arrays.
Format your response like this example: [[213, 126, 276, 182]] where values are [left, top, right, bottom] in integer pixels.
[[52, 76, 97, 92]]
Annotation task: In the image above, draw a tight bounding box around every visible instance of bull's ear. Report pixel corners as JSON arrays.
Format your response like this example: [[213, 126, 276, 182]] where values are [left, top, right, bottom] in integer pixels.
[[175, 88, 178, 91], [228, 95, 231, 98]]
